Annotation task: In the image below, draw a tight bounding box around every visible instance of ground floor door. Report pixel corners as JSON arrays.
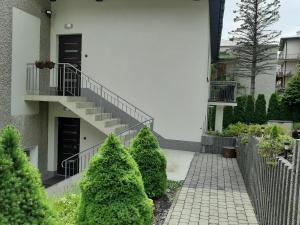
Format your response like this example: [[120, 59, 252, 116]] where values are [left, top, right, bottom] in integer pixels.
[[58, 34, 82, 96], [57, 117, 80, 175]]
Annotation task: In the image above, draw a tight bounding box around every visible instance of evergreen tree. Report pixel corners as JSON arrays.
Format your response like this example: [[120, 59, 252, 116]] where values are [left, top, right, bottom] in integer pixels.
[[282, 67, 300, 107], [255, 94, 267, 124], [245, 95, 255, 124], [0, 126, 56, 225], [267, 93, 280, 120], [130, 127, 167, 199], [231, 0, 281, 96], [77, 134, 153, 225], [223, 106, 234, 129], [234, 96, 247, 123]]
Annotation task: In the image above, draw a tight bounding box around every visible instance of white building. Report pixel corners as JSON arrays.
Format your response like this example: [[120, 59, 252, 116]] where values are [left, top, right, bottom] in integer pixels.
[[217, 40, 277, 102], [1, 0, 227, 186], [277, 32, 300, 91]]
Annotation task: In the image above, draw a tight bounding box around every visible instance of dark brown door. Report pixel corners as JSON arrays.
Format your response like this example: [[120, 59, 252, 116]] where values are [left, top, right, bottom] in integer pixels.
[[58, 35, 82, 96], [57, 118, 80, 175]]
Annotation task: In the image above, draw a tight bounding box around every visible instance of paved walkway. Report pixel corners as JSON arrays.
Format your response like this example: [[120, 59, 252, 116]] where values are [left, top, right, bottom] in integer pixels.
[[164, 153, 258, 225]]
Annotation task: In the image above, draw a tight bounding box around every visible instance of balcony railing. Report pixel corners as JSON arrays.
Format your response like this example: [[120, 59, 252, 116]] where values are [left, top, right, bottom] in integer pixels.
[[278, 53, 300, 60], [209, 81, 237, 103]]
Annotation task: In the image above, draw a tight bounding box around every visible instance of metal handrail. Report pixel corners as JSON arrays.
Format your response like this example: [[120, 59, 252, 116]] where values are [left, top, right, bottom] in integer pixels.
[[61, 118, 153, 178], [26, 63, 153, 122]]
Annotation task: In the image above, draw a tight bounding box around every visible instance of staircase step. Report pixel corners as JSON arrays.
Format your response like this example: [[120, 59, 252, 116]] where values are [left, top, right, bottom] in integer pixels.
[[76, 102, 95, 108], [85, 107, 104, 114], [95, 113, 112, 121], [67, 97, 87, 102], [107, 124, 129, 134], [104, 118, 121, 127]]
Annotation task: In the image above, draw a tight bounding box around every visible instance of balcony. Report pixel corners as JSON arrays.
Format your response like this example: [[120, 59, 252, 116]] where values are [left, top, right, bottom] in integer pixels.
[[278, 53, 300, 61], [208, 81, 237, 106]]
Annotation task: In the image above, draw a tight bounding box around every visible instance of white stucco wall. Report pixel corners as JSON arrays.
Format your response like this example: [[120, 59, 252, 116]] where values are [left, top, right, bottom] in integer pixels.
[[11, 7, 40, 116], [47, 102, 106, 172], [283, 39, 300, 57], [50, 0, 211, 142]]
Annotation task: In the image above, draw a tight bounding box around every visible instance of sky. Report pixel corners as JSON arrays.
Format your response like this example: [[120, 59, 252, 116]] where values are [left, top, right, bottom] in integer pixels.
[[222, 0, 300, 40]]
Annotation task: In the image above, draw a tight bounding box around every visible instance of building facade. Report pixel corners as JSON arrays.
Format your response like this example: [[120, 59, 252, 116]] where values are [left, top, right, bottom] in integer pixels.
[[277, 32, 300, 91], [0, 0, 225, 182]]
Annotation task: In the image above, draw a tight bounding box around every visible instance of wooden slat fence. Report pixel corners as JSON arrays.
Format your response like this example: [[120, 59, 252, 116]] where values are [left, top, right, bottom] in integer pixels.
[[237, 136, 300, 225]]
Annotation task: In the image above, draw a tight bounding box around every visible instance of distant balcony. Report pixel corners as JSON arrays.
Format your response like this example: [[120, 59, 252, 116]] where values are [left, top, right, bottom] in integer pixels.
[[209, 81, 237, 105], [278, 53, 300, 61]]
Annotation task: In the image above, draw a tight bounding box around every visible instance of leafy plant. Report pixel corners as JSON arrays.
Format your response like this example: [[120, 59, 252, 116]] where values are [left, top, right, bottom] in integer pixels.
[[77, 134, 153, 225], [52, 193, 79, 225], [130, 127, 167, 199], [255, 94, 267, 124], [0, 126, 56, 225], [258, 126, 295, 167]]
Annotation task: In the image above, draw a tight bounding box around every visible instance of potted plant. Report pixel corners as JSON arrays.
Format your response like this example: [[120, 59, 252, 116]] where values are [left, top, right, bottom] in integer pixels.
[[45, 61, 55, 69], [35, 61, 45, 69]]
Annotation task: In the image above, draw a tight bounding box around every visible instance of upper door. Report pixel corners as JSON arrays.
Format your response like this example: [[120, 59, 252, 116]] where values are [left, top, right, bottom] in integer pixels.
[[58, 34, 82, 96]]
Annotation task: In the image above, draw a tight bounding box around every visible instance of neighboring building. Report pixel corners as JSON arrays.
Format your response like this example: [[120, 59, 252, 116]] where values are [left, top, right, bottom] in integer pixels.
[[277, 32, 300, 91], [0, 0, 225, 184], [217, 39, 277, 102]]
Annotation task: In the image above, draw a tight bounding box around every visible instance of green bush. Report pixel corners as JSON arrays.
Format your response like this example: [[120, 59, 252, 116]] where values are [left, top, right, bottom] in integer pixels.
[[130, 127, 167, 199], [255, 94, 267, 124], [258, 126, 295, 167], [0, 126, 56, 225], [267, 93, 281, 120], [282, 66, 300, 107], [234, 96, 247, 123], [245, 95, 255, 124], [77, 134, 153, 225], [223, 106, 234, 129], [208, 106, 216, 131]]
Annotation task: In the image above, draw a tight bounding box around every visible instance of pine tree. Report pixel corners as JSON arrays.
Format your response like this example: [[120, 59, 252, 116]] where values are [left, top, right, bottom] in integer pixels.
[[77, 134, 153, 225], [234, 96, 247, 123], [130, 127, 167, 199], [267, 93, 280, 120], [231, 0, 281, 96], [223, 106, 234, 129], [255, 94, 267, 124], [245, 95, 255, 124], [0, 126, 56, 225]]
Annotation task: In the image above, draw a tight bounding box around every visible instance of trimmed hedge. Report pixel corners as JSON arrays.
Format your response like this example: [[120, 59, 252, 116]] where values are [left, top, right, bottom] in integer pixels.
[[245, 95, 255, 124], [77, 134, 153, 225], [234, 96, 247, 123], [130, 127, 167, 199], [255, 94, 267, 124], [267, 93, 280, 120], [0, 126, 56, 225], [223, 106, 234, 129]]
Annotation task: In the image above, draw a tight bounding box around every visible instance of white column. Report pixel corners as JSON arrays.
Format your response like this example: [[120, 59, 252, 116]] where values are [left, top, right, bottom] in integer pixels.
[[215, 105, 224, 132]]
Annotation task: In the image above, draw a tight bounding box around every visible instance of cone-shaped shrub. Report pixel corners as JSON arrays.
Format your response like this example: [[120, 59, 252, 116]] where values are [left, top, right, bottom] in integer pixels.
[[255, 94, 267, 124], [223, 106, 234, 129], [0, 126, 56, 225], [77, 134, 153, 225], [129, 127, 167, 199], [234, 96, 247, 123], [245, 95, 255, 124], [267, 93, 280, 120]]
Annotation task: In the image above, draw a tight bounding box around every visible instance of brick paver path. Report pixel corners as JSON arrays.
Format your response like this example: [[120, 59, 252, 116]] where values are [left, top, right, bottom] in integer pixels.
[[164, 153, 258, 225]]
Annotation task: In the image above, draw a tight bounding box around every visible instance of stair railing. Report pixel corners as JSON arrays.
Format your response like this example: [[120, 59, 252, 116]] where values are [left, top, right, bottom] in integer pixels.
[[61, 118, 154, 178], [26, 63, 153, 126]]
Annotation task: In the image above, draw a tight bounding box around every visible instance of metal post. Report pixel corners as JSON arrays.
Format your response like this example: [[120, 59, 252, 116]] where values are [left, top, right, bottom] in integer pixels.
[[63, 64, 66, 96]]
